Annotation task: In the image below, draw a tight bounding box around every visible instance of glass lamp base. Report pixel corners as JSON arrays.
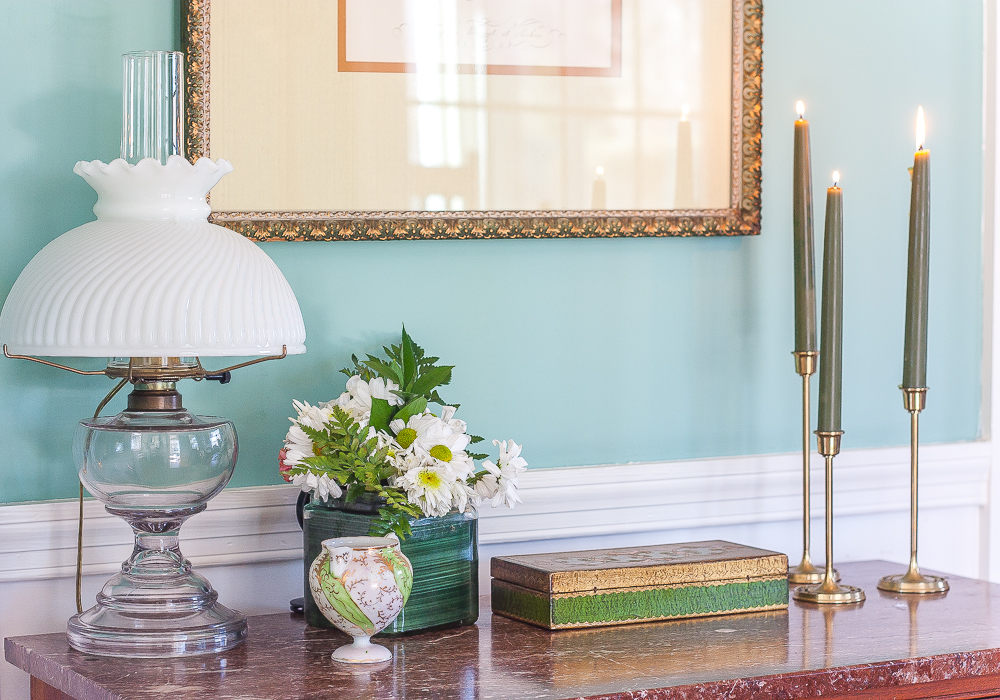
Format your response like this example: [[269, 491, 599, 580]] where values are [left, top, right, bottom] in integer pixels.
[[66, 505, 247, 657], [68, 601, 247, 658]]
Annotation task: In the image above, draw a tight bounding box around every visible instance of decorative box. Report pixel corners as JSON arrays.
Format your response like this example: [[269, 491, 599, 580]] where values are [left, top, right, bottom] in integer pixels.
[[491, 540, 788, 630]]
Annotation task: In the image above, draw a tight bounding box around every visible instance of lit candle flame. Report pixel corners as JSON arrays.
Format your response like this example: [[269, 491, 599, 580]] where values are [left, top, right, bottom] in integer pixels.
[[916, 106, 925, 151], [796, 100, 805, 119], [681, 103, 690, 121], [596, 166, 604, 177], [832, 171, 840, 187]]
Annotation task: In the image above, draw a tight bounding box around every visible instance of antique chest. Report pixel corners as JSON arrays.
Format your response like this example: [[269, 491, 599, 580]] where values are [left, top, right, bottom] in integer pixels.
[[491, 540, 788, 630]]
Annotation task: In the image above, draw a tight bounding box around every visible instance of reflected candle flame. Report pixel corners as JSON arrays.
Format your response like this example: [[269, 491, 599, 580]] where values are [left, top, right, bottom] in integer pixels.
[[681, 104, 690, 121]]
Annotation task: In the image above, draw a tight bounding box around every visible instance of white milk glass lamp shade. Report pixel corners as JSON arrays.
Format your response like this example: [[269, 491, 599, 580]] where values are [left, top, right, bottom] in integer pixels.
[[0, 156, 306, 357]]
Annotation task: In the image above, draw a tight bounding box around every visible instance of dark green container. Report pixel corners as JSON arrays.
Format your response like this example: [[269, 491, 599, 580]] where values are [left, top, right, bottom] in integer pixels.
[[303, 494, 479, 635]]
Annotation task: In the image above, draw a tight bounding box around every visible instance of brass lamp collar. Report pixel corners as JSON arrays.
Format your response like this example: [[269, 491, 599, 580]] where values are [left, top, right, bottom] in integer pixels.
[[128, 382, 183, 412]]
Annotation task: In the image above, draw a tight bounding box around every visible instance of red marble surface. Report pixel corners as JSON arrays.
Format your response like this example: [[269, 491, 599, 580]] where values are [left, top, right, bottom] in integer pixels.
[[6, 561, 1000, 700]]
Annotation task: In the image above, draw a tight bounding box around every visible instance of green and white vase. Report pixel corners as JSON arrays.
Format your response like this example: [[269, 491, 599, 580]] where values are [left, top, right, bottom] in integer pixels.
[[308, 536, 413, 662], [303, 494, 478, 634]]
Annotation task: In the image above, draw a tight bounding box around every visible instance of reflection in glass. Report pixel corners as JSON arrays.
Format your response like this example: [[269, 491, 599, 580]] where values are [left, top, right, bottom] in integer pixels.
[[210, 0, 733, 214]]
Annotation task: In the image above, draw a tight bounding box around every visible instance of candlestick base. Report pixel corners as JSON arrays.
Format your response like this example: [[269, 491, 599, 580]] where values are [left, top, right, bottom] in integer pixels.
[[877, 567, 948, 595], [788, 558, 840, 585], [793, 579, 865, 605]]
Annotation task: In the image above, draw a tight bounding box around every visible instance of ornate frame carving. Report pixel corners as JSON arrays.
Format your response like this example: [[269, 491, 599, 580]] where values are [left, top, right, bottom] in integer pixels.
[[182, 0, 762, 242]]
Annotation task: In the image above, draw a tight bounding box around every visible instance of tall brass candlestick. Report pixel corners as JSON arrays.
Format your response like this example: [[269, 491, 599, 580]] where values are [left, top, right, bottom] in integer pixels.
[[793, 174, 864, 605], [789, 101, 827, 585], [878, 107, 948, 595]]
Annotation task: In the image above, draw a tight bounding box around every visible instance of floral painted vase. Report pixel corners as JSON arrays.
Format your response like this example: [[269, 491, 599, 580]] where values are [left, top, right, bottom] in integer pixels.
[[308, 536, 413, 663]]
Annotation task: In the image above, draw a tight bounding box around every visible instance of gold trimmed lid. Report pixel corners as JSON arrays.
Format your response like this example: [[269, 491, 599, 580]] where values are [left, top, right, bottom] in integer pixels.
[[491, 540, 787, 594]]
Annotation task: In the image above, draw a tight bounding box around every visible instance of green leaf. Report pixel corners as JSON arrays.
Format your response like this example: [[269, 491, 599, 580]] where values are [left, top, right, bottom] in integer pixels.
[[362, 357, 402, 385], [394, 396, 427, 426], [368, 397, 394, 432], [468, 434, 484, 444], [428, 390, 454, 408], [346, 482, 365, 502], [401, 328, 417, 389], [467, 452, 489, 460], [410, 365, 453, 395]]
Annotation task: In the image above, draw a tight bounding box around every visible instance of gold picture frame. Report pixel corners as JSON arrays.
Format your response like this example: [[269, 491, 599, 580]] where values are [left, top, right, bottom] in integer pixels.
[[182, 0, 762, 242]]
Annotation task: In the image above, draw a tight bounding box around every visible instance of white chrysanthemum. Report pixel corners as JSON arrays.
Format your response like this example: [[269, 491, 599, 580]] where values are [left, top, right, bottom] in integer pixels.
[[347, 375, 403, 408], [292, 400, 333, 431], [292, 471, 342, 501], [327, 375, 403, 425], [404, 409, 471, 458], [281, 400, 332, 468], [450, 478, 475, 514], [397, 461, 457, 518], [473, 471, 501, 503], [477, 440, 527, 509]]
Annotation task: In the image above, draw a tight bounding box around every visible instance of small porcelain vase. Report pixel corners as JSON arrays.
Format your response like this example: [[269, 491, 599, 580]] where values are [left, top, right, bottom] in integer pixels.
[[308, 536, 413, 663]]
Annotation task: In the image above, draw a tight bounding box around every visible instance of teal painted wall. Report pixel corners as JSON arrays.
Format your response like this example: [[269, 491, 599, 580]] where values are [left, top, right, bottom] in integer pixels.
[[0, 0, 984, 504]]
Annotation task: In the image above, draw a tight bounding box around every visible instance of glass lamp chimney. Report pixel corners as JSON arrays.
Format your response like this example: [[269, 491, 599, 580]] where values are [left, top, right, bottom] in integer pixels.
[[121, 51, 184, 164]]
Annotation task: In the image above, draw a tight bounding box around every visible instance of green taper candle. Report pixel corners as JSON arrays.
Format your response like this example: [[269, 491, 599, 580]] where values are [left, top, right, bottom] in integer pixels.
[[817, 174, 844, 433], [903, 107, 930, 389], [793, 101, 818, 353]]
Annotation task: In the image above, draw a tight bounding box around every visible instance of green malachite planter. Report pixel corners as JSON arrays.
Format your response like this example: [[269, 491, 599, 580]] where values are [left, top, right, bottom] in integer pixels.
[[303, 495, 478, 635]]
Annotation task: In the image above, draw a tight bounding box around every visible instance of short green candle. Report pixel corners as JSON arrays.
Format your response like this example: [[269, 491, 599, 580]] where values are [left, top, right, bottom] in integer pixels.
[[817, 177, 843, 433], [903, 132, 931, 390], [793, 103, 818, 353]]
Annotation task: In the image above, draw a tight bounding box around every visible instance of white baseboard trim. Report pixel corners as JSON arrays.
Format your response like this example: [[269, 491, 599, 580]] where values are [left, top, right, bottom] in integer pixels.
[[0, 440, 990, 583]]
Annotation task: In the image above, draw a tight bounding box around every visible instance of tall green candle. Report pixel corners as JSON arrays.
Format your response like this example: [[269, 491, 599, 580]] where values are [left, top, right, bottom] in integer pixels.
[[793, 101, 818, 353], [903, 107, 930, 389], [817, 173, 844, 433]]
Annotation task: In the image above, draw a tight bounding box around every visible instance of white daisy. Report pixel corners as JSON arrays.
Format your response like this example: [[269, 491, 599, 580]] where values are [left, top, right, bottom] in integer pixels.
[[347, 375, 403, 409], [407, 410, 472, 458], [396, 460, 457, 518], [281, 400, 332, 468], [479, 440, 527, 509], [292, 471, 343, 501]]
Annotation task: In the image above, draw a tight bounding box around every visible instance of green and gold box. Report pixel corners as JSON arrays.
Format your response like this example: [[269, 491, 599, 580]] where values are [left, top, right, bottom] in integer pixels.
[[491, 540, 788, 630]]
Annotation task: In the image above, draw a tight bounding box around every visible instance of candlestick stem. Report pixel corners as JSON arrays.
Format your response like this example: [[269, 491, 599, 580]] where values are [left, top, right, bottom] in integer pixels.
[[789, 352, 837, 584], [877, 388, 948, 594], [792, 431, 865, 604]]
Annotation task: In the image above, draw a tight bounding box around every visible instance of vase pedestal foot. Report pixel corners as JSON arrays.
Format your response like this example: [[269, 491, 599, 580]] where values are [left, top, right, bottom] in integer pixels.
[[333, 636, 392, 663]]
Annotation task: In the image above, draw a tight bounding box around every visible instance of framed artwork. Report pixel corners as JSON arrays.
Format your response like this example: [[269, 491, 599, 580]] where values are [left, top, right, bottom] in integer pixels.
[[182, 0, 762, 241]]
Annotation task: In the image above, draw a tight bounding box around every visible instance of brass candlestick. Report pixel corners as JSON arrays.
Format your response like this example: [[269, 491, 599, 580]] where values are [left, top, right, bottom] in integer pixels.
[[788, 351, 839, 584], [793, 431, 865, 604], [877, 388, 948, 594]]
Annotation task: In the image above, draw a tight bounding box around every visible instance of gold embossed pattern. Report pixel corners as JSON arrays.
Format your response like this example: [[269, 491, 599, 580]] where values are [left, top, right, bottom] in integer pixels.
[[491, 541, 787, 594]]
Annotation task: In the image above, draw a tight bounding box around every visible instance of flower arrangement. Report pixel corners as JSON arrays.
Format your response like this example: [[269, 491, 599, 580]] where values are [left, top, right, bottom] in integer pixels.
[[279, 328, 526, 539]]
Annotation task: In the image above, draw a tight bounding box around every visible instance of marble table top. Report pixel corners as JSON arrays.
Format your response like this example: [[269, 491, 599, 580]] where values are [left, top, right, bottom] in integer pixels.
[[7, 561, 1000, 699]]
